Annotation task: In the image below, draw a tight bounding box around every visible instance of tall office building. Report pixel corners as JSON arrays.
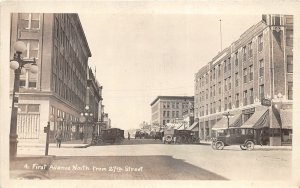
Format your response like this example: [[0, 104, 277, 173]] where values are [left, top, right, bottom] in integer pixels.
[[10, 13, 93, 143], [194, 15, 293, 145]]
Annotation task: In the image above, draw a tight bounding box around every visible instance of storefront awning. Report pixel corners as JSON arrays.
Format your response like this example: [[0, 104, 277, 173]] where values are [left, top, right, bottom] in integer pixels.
[[186, 122, 199, 131], [212, 113, 242, 130], [280, 109, 293, 129], [241, 108, 268, 129]]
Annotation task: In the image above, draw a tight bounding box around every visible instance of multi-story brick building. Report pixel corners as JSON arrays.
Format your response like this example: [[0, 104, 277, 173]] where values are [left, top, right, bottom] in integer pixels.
[[150, 96, 194, 129], [10, 13, 95, 143], [194, 15, 293, 145]]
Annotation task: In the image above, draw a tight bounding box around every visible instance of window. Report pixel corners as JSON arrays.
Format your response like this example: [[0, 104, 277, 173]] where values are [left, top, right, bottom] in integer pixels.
[[224, 60, 227, 73], [242, 46, 247, 61], [213, 68, 216, 79], [248, 42, 253, 57], [249, 88, 254, 104], [228, 58, 231, 71], [286, 29, 293, 46], [258, 34, 263, 52], [176, 111, 179, 118], [243, 68, 247, 83], [286, 17, 293, 24], [18, 69, 38, 89], [224, 97, 227, 110], [224, 78, 227, 91], [20, 13, 40, 30], [228, 96, 232, 109], [163, 111, 166, 117], [235, 72, 239, 87], [243, 90, 248, 106], [259, 84, 264, 101], [288, 82, 293, 100], [235, 52, 238, 66], [259, 59, 264, 77], [272, 15, 281, 26], [287, 55, 293, 73], [167, 111, 169, 117], [163, 120, 166, 125], [172, 111, 175, 118], [249, 65, 253, 81], [218, 65, 221, 76], [228, 77, 232, 90], [235, 93, 239, 108], [20, 40, 39, 59], [218, 100, 221, 112]]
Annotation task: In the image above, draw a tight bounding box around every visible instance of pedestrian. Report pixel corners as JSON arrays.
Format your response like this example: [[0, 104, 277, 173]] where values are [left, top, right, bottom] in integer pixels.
[[260, 130, 265, 146], [54, 128, 63, 148], [128, 132, 130, 140]]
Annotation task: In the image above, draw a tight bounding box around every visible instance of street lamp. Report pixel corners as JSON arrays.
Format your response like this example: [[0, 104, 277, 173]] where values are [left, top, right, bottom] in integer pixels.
[[10, 41, 38, 159], [80, 105, 93, 144], [223, 111, 234, 129]]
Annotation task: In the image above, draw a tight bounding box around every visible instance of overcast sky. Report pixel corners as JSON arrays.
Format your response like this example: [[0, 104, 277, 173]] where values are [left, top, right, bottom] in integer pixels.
[[79, 13, 262, 130]]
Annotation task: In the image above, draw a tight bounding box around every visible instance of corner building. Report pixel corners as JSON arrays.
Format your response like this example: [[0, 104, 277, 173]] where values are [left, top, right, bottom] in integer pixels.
[[10, 13, 92, 143], [194, 15, 293, 145], [150, 96, 194, 129]]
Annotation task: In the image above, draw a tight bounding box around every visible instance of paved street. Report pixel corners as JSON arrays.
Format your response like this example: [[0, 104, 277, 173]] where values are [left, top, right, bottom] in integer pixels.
[[12, 140, 292, 181]]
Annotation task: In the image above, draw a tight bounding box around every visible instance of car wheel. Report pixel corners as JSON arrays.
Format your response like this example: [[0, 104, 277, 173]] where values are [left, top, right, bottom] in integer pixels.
[[245, 140, 255, 150], [215, 141, 224, 150], [240, 144, 247, 150]]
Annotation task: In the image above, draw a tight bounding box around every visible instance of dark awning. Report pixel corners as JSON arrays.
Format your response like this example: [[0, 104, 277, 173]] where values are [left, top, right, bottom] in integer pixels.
[[280, 109, 292, 129], [187, 122, 199, 131], [212, 113, 242, 130], [241, 108, 268, 129]]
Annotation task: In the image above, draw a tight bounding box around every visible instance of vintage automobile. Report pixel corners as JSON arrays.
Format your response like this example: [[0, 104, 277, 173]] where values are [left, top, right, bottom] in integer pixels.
[[163, 129, 199, 144], [211, 127, 256, 150], [91, 128, 124, 145], [163, 128, 177, 144], [176, 130, 199, 144]]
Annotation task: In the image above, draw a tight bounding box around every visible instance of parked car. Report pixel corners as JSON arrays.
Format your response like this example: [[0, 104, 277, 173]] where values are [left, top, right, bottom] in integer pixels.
[[163, 129, 199, 144], [211, 127, 256, 150], [91, 128, 124, 145]]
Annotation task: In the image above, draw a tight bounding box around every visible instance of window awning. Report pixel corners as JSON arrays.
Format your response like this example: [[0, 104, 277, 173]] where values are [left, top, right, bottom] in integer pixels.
[[186, 122, 199, 131], [280, 109, 292, 129], [212, 113, 242, 130], [241, 108, 268, 129]]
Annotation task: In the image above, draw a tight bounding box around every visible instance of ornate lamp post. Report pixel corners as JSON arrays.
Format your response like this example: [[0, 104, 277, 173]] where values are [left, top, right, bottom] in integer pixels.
[[223, 111, 234, 129], [80, 105, 93, 144], [10, 41, 38, 159]]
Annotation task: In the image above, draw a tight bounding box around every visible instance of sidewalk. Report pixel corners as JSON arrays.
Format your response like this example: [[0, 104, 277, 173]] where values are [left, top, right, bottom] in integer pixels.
[[18, 138, 92, 148]]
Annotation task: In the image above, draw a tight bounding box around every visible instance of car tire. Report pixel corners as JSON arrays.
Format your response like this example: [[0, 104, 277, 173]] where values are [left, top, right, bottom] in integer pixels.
[[245, 140, 255, 150], [240, 144, 247, 150], [215, 141, 224, 150]]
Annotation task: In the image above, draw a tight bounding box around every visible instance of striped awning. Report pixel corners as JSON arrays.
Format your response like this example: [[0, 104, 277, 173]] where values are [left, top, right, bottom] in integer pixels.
[[280, 109, 293, 129], [186, 122, 199, 131], [241, 108, 268, 128], [212, 113, 242, 130]]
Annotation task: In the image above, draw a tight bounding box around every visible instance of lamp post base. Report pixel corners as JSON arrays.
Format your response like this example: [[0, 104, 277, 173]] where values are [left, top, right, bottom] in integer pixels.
[[10, 134, 18, 160]]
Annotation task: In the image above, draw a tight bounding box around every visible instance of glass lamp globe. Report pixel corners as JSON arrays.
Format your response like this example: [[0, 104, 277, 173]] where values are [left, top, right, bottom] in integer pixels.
[[13, 41, 27, 53], [90, 113, 93, 117], [80, 113, 84, 116], [85, 106, 89, 110], [29, 64, 38, 74], [10, 60, 19, 70], [85, 112, 88, 116]]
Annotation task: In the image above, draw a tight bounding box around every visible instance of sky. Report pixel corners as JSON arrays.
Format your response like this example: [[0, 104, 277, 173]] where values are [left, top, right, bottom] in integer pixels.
[[79, 13, 262, 130]]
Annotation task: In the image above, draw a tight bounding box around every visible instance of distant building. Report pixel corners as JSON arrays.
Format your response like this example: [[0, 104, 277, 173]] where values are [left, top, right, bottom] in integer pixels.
[[194, 15, 293, 145], [10, 13, 92, 143], [150, 96, 194, 130]]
